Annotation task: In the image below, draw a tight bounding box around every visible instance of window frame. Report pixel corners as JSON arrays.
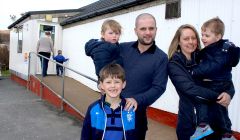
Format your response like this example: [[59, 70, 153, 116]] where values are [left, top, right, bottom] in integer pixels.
[[17, 26, 23, 53], [165, 0, 181, 19]]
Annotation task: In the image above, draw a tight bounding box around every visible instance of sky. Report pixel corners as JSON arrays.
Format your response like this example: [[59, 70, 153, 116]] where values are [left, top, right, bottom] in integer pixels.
[[0, 0, 98, 30]]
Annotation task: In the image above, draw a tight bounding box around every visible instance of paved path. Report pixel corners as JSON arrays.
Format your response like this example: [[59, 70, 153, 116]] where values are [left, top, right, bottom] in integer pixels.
[[0, 78, 82, 140]]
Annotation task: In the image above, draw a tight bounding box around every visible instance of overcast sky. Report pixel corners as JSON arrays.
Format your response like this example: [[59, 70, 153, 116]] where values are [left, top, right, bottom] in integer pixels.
[[0, 0, 98, 30]]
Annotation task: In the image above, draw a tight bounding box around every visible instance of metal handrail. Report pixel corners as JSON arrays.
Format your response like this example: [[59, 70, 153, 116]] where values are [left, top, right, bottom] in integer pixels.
[[28, 52, 99, 115], [30, 52, 97, 83]]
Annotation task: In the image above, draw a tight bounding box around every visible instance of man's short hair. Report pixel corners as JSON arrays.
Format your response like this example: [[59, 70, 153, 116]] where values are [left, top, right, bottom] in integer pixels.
[[135, 13, 156, 27]]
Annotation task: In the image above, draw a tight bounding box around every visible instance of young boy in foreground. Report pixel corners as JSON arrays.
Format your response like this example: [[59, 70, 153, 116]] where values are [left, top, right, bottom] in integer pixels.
[[81, 63, 137, 140]]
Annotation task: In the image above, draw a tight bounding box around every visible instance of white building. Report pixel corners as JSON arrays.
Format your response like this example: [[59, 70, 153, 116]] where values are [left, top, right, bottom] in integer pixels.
[[8, 9, 81, 79], [8, 0, 240, 132]]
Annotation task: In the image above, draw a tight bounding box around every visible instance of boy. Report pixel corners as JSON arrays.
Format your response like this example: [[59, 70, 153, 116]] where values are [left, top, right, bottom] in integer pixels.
[[190, 17, 239, 140], [85, 19, 123, 78], [53, 50, 69, 76], [81, 63, 137, 140]]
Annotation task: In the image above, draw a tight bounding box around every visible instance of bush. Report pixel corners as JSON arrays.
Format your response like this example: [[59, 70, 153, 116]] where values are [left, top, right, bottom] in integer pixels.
[[0, 45, 9, 70], [1, 70, 10, 77]]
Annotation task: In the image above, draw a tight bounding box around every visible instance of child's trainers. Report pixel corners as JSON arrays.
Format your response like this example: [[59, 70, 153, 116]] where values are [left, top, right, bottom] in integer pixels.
[[190, 124, 214, 140], [222, 133, 237, 140], [222, 136, 237, 140]]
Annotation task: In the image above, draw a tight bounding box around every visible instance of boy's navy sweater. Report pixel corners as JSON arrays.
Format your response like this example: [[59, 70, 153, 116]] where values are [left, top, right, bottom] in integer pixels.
[[81, 95, 136, 140], [120, 41, 168, 107], [191, 39, 239, 98], [53, 55, 68, 64], [119, 41, 168, 131], [192, 39, 240, 81], [85, 39, 123, 77]]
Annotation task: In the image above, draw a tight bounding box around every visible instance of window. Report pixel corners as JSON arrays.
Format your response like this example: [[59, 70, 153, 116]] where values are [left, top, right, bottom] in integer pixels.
[[17, 26, 23, 53], [165, 0, 181, 19]]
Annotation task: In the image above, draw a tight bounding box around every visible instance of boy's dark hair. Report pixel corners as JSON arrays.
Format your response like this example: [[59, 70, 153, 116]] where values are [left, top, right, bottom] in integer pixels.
[[201, 17, 225, 38], [101, 19, 122, 35], [58, 50, 62, 54], [99, 63, 125, 82]]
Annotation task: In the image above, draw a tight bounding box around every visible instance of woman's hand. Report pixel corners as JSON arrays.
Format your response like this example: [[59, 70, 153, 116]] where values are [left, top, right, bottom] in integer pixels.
[[217, 92, 231, 107], [124, 98, 138, 111]]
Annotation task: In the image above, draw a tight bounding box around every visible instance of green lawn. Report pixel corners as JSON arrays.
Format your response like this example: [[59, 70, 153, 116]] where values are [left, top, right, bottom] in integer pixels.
[[1, 69, 10, 77]]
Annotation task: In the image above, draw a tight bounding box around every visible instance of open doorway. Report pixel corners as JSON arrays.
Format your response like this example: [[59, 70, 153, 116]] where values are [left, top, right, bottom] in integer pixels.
[[39, 25, 55, 44], [37, 24, 56, 75]]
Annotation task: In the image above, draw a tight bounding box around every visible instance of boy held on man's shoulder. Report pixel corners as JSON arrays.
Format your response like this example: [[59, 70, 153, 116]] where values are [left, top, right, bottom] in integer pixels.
[[85, 19, 123, 79]]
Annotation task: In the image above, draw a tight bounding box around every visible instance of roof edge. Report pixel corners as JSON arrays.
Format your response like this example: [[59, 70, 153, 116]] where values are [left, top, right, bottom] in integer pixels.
[[60, 0, 155, 26], [8, 9, 82, 29]]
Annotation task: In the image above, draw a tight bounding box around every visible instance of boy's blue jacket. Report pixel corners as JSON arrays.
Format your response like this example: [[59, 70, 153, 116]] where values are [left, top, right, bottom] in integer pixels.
[[81, 95, 137, 140], [53, 55, 68, 64], [85, 39, 123, 77]]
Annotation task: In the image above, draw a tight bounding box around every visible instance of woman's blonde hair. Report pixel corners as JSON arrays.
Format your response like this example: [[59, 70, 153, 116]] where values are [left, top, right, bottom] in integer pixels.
[[168, 24, 201, 59]]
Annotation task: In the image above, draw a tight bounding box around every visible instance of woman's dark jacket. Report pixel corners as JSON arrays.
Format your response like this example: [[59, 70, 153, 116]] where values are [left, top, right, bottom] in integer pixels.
[[168, 51, 221, 140]]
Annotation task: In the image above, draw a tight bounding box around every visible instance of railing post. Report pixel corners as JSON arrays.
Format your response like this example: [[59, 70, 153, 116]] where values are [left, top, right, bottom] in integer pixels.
[[40, 57, 44, 100], [61, 67, 65, 111], [0, 64, 2, 77], [27, 53, 31, 91]]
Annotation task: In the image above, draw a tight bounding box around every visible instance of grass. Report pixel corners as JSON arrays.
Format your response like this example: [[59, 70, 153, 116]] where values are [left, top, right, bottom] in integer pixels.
[[1, 69, 10, 77]]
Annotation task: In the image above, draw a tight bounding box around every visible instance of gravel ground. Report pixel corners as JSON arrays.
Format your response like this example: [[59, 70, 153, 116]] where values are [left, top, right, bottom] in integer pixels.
[[0, 78, 82, 140]]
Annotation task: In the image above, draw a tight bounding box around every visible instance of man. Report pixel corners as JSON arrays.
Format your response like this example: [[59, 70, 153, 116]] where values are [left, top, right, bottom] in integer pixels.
[[120, 13, 168, 140]]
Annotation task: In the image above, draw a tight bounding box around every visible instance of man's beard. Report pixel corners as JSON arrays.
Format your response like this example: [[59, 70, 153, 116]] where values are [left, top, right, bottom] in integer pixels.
[[138, 37, 154, 46]]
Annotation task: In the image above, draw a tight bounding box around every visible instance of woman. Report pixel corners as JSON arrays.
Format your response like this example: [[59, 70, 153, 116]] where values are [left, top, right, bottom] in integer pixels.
[[167, 24, 232, 140], [37, 31, 54, 77]]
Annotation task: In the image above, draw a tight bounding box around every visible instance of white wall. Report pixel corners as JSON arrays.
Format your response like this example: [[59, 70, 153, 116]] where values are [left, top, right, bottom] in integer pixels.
[[62, 0, 240, 131], [9, 20, 35, 79]]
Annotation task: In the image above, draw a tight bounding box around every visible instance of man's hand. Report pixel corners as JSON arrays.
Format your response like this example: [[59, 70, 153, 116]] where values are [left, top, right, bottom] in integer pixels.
[[217, 92, 231, 108], [124, 98, 137, 111]]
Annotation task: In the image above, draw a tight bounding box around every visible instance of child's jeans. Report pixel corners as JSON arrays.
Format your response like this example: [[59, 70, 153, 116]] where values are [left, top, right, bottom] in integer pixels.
[[56, 64, 63, 76]]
